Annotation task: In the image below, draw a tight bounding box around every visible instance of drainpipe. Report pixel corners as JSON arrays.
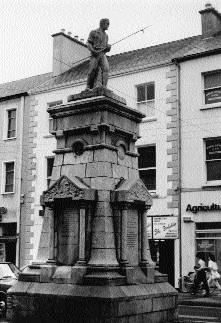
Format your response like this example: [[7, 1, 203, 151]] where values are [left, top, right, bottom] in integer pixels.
[[174, 59, 182, 279], [17, 95, 25, 268]]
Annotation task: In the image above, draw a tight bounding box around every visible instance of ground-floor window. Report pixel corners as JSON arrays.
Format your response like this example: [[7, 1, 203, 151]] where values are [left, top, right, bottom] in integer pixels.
[[196, 222, 221, 270]]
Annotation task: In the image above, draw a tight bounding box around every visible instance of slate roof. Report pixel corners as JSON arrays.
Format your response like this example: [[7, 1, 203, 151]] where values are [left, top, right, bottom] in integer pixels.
[[0, 72, 52, 100], [1, 32, 221, 97], [31, 34, 221, 94]]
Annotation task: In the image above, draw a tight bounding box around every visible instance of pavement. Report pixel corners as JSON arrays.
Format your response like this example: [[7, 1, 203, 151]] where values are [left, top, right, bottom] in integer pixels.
[[178, 289, 221, 307]]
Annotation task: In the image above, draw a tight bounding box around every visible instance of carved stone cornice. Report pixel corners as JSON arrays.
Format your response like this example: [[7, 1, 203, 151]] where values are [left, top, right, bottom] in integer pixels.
[[111, 178, 152, 207], [41, 175, 96, 205]]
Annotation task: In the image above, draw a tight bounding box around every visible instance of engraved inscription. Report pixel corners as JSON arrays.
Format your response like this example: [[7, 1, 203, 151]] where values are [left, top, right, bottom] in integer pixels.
[[58, 207, 79, 265], [126, 211, 138, 265]]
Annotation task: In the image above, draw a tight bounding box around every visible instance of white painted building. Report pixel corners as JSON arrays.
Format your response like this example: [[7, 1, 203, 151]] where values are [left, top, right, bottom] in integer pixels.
[[1, 3, 221, 287]]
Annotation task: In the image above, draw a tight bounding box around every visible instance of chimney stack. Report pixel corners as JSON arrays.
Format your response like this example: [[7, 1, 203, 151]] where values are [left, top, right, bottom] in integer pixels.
[[52, 31, 90, 77], [199, 3, 221, 37]]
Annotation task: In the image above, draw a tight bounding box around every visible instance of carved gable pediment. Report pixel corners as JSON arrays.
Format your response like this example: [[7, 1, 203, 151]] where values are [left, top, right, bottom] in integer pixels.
[[112, 178, 152, 206], [41, 175, 96, 204]]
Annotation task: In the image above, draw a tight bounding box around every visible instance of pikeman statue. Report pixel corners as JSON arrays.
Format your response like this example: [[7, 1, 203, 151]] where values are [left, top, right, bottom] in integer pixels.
[[86, 18, 111, 89]]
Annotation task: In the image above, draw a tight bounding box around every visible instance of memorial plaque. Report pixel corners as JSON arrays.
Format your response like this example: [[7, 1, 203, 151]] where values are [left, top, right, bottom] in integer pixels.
[[58, 207, 79, 265], [126, 210, 138, 265]]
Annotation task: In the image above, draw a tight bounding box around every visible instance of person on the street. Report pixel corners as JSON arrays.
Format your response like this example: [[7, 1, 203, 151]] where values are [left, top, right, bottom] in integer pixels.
[[207, 253, 221, 292], [192, 252, 210, 297]]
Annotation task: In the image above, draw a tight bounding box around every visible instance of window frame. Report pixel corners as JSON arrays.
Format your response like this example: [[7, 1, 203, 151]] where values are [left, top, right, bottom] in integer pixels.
[[204, 137, 221, 186], [3, 107, 17, 140], [202, 70, 221, 110], [47, 100, 63, 133], [136, 82, 155, 119], [46, 156, 55, 188], [137, 145, 156, 193], [2, 160, 15, 194]]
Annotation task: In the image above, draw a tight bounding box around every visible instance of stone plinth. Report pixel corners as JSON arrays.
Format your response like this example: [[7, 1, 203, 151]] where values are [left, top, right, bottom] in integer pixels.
[[8, 89, 177, 323]]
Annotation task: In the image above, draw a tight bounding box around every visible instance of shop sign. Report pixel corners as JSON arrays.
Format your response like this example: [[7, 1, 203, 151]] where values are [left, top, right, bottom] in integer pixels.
[[0, 207, 7, 215], [186, 203, 221, 214], [152, 216, 178, 239], [205, 89, 221, 104]]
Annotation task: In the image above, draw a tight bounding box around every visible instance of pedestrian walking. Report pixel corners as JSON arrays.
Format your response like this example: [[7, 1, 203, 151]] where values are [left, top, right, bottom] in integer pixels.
[[192, 252, 210, 297], [207, 253, 221, 292]]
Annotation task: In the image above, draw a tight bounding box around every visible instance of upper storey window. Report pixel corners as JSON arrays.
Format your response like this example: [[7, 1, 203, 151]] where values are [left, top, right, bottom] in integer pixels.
[[204, 71, 221, 107], [205, 138, 221, 184], [6, 109, 16, 139], [136, 83, 155, 118]]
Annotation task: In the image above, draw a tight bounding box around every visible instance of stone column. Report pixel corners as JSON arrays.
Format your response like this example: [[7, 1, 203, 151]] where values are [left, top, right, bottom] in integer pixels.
[[140, 205, 152, 266], [47, 206, 56, 264], [120, 203, 130, 266], [76, 203, 86, 266]]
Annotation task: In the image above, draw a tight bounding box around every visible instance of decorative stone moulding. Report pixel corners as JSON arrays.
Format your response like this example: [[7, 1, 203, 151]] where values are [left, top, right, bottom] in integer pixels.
[[41, 175, 96, 205], [111, 178, 152, 206]]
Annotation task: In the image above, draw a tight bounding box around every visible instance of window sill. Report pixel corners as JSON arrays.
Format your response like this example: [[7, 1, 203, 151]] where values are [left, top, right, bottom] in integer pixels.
[[202, 181, 221, 188], [43, 134, 54, 138], [1, 191, 15, 195], [150, 191, 158, 198], [142, 117, 157, 123], [200, 104, 221, 111], [3, 137, 17, 141]]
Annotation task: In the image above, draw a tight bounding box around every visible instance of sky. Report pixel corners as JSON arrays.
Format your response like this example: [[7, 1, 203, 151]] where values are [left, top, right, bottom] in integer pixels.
[[1, 0, 221, 84]]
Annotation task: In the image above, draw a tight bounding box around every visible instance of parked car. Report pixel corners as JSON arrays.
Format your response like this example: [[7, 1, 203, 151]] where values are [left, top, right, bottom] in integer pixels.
[[0, 262, 20, 317]]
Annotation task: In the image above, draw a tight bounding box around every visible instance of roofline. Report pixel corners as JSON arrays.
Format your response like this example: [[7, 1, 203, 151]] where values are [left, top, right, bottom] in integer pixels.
[[0, 92, 27, 102], [30, 61, 173, 95], [172, 47, 221, 63]]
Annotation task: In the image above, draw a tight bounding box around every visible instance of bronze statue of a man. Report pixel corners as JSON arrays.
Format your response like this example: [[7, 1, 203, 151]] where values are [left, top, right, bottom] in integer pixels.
[[86, 18, 111, 90]]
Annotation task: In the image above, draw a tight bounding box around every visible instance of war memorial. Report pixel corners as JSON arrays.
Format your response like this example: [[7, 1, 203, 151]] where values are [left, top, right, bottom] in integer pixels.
[[7, 19, 177, 322]]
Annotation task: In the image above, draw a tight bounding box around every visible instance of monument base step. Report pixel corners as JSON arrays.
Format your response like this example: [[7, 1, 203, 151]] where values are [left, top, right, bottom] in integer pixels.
[[7, 281, 178, 323]]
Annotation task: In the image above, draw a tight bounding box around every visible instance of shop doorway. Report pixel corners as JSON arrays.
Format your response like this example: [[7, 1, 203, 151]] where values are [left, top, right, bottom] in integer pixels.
[[150, 239, 175, 286]]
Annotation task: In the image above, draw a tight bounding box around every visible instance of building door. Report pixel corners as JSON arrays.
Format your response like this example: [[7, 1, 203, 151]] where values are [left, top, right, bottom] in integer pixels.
[[150, 239, 175, 286]]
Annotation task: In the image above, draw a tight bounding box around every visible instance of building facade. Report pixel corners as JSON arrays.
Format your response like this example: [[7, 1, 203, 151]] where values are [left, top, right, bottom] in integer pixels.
[[1, 3, 221, 288]]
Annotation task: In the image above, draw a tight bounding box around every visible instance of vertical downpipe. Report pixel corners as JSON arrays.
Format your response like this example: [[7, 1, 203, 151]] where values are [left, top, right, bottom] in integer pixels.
[[175, 60, 182, 279], [18, 96, 25, 268]]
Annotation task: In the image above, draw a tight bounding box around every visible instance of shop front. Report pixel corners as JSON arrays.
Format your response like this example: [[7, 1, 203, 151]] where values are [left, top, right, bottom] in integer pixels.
[[182, 198, 221, 276], [0, 207, 17, 264], [147, 215, 178, 286]]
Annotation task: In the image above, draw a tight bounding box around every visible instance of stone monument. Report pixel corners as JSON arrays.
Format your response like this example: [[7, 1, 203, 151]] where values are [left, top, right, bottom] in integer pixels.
[[7, 87, 177, 322], [7, 20, 177, 323]]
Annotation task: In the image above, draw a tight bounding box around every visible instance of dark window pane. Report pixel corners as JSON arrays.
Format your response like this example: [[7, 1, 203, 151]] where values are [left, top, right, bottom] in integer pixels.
[[137, 86, 145, 102], [47, 157, 54, 177], [206, 139, 221, 160], [138, 146, 156, 168], [146, 83, 155, 100], [207, 160, 221, 181], [139, 169, 156, 190], [6, 162, 14, 172], [204, 72, 221, 89]]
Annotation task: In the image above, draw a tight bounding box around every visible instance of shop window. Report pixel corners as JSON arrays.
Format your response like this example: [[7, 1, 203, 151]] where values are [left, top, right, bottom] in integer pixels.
[[3, 161, 15, 193], [205, 138, 221, 183], [0, 244, 5, 262], [48, 101, 62, 132], [204, 71, 221, 106], [196, 222, 221, 271], [136, 82, 155, 117], [138, 145, 156, 191], [46, 156, 54, 188]]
